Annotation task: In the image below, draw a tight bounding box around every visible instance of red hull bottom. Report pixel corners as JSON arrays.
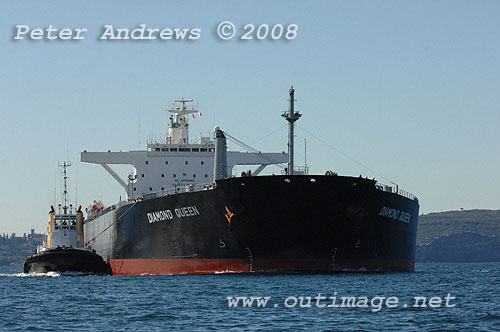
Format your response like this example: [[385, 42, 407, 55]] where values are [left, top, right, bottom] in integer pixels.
[[109, 258, 414, 275]]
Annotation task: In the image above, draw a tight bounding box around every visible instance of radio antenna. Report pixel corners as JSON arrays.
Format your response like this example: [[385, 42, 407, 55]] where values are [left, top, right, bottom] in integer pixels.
[[75, 170, 78, 208], [138, 107, 142, 149], [58, 161, 71, 214]]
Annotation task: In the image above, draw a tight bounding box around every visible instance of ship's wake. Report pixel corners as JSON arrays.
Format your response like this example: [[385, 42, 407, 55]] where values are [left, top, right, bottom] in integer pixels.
[[0, 271, 103, 277], [0, 271, 61, 277]]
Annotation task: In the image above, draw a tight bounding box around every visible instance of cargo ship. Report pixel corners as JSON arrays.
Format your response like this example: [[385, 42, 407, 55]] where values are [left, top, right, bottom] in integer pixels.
[[24, 162, 111, 274], [81, 88, 419, 275]]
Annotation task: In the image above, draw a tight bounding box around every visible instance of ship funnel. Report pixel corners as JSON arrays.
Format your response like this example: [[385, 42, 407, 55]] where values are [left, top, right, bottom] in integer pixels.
[[213, 127, 228, 181]]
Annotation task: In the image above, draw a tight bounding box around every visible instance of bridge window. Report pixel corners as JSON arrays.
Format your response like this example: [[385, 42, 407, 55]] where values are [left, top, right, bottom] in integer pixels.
[[192, 148, 199, 152], [171, 148, 177, 152], [182, 173, 186, 176], [161, 148, 168, 151], [201, 148, 207, 152]]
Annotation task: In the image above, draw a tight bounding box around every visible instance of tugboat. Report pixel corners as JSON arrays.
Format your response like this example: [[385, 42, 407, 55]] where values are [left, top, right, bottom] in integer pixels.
[[24, 162, 111, 274]]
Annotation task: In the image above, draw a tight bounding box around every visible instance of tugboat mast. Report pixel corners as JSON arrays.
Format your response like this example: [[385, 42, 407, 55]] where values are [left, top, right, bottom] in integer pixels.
[[282, 86, 301, 175], [58, 161, 71, 214]]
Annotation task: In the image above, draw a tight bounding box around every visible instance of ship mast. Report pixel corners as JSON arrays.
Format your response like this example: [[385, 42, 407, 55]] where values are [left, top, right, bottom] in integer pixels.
[[282, 86, 301, 175], [58, 161, 71, 214], [167, 98, 198, 145]]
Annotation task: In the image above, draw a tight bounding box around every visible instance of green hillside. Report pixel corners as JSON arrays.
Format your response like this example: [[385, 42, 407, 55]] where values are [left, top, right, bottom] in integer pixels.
[[416, 209, 500, 262], [0, 233, 44, 266], [417, 209, 500, 245]]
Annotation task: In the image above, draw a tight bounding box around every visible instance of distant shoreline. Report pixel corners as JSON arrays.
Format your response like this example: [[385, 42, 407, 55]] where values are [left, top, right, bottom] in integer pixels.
[[2, 209, 500, 266]]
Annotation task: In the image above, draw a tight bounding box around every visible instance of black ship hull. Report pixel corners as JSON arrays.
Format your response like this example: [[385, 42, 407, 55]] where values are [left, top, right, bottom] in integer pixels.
[[23, 247, 111, 274], [84, 175, 419, 275]]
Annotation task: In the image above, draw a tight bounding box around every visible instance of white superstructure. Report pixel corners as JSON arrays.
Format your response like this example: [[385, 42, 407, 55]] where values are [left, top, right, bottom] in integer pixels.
[[44, 162, 84, 251], [81, 99, 287, 199]]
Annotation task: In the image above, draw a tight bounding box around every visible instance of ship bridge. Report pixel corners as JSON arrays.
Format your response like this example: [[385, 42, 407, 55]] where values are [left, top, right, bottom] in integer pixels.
[[81, 144, 286, 199], [81, 99, 286, 199]]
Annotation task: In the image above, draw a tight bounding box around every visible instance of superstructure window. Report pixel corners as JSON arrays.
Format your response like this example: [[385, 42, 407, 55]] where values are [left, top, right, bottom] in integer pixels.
[[173, 174, 176, 178], [200, 148, 207, 152], [165, 161, 168, 165], [145, 161, 149, 165], [201, 161, 204, 165], [161, 148, 168, 151], [192, 148, 199, 152], [161, 187, 164, 191], [193, 174, 196, 178], [185, 161, 188, 165], [141, 174, 144, 178], [182, 173, 186, 176], [149, 187, 152, 191], [205, 174, 208, 178], [171, 148, 177, 152], [179, 148, 190, 152], [161, 174, 164, 178]]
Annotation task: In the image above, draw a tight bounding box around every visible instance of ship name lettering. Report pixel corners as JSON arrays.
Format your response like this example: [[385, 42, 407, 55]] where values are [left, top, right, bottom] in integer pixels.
[[174, 205, 200, 219], [379, 206, 411, 223], [398, 212, 411, 223], [147, 209, 173, 223]]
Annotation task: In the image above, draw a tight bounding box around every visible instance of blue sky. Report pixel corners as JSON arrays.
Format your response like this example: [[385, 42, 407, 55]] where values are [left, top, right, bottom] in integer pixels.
[[1, 0, 499, 234]]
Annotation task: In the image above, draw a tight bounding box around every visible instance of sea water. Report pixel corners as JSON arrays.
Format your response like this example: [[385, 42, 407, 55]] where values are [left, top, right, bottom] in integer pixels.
[[0, 263, 499, 331]]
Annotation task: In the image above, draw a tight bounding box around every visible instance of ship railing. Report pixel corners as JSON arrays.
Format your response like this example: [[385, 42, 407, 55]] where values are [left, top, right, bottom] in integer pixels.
[[86, 182, 217, 221], [86, 204, 118, 220], [125, 182, 217, 204], [280, 166, 310, 175], [375, 183, 418, 202]]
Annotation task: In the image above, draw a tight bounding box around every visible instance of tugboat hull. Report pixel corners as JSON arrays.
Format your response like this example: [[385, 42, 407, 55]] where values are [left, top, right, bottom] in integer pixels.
[[23, 248, 111, 274]]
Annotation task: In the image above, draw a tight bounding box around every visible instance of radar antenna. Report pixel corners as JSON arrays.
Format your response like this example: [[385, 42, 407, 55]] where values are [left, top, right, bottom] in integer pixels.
[[166, 98, 199, 144]]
